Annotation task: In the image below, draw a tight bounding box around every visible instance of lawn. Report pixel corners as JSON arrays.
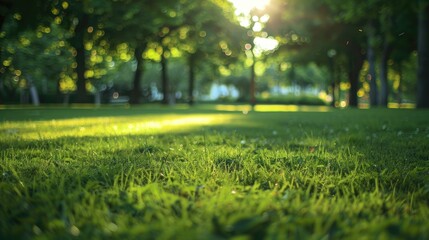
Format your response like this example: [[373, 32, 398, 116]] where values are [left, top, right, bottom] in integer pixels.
[[1, 105, 428, 239]]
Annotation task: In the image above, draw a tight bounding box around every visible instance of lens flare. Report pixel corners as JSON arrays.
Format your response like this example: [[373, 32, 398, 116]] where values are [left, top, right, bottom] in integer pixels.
[[230, 0, 270, 14]]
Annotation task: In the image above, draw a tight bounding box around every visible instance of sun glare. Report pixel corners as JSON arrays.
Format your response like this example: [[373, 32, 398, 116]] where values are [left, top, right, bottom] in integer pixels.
[[230, 0, 270, 15], [253, 37, 278, 53], [229, 0, 277, 53]]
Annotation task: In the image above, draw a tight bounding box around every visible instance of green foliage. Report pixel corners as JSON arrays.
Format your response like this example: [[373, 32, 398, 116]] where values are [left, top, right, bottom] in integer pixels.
[[0, 20, 73, 97], [0, 107, 428, 238], [0, 0, 424, 106]]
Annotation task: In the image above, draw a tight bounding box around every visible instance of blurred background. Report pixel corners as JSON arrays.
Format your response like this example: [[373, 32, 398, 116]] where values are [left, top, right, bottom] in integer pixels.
[[0, 0, 427, 108]]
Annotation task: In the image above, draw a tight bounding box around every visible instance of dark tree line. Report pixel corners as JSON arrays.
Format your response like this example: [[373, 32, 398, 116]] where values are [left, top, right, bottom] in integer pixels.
[[0, 0, 428, 108], [267, 0, 429, 108]]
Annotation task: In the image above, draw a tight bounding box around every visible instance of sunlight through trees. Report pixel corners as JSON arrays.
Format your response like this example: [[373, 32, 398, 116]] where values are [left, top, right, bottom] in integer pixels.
[[0, 0, 427, 108]]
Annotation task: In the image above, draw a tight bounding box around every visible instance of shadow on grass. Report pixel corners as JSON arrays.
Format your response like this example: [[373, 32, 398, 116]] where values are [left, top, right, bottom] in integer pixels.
[[2, 110, 428, 196], [0, 104, 334, 122]]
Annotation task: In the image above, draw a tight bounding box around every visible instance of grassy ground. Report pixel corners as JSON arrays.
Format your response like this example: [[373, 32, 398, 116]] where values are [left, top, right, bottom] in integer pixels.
[[0, 105, 428, 239]]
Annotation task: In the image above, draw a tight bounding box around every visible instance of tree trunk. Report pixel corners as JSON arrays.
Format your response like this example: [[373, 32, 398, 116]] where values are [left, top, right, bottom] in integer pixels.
[[161, 48, 169, 105], [367, 40, 378, 106], [56, 77, 62, 102], [417, 1, 429, 108], [20, 87, 28, 104], [397, 63, 403, 105], [27, 76, 40, 106], [380, 41, 393, 107], [347, 44, 364, 108], [250, 51, 256, 107], [348, 61, 363, 108], [63, 93, 70, 106], [130, 46, 145, 104], [94, 90, 101, 107], [365, 22, 379, 107], [328, 56, 336, 107], [188, 54, 196, 106], [73, 11, 89, 103], [331, 78, 336, 107]]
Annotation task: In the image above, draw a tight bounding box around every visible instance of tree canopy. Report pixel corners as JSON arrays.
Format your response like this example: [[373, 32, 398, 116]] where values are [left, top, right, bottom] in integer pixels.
[[0, 0, 427, 108]]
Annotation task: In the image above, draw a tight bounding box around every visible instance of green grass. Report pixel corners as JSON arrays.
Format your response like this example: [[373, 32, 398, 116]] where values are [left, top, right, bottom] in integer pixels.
[[1, 105, 428, 239]]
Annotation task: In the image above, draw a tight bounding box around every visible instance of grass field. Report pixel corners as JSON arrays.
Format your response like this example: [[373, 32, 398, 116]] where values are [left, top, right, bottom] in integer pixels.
[[1, 105, 428, 239]]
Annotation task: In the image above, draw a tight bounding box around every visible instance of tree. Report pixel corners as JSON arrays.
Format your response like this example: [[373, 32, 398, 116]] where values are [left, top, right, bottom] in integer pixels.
[[325, 0, 420, 108], [266, 0, 365, 107], [41, 0, 98, 103], [0, 23, 74, 104], [0, 0, 52, 103], [100, 0, 182, 104], [178, 0, 244, 105], [416, 0, 429, 108], [377, 0, 417, 107], [0, 1, 76, 104], [323, 0, 382, 107], [70, 1, 89, 102]]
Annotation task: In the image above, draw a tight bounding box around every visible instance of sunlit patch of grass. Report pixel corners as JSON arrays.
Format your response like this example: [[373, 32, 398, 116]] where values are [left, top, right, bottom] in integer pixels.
[[254, 104, 331, 112], [387, 102, 415, 109], [215, 104, 253, 112], [0, 113, 236, 140], [214, 104, 331, 112], [0, 106, 428, 239]]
